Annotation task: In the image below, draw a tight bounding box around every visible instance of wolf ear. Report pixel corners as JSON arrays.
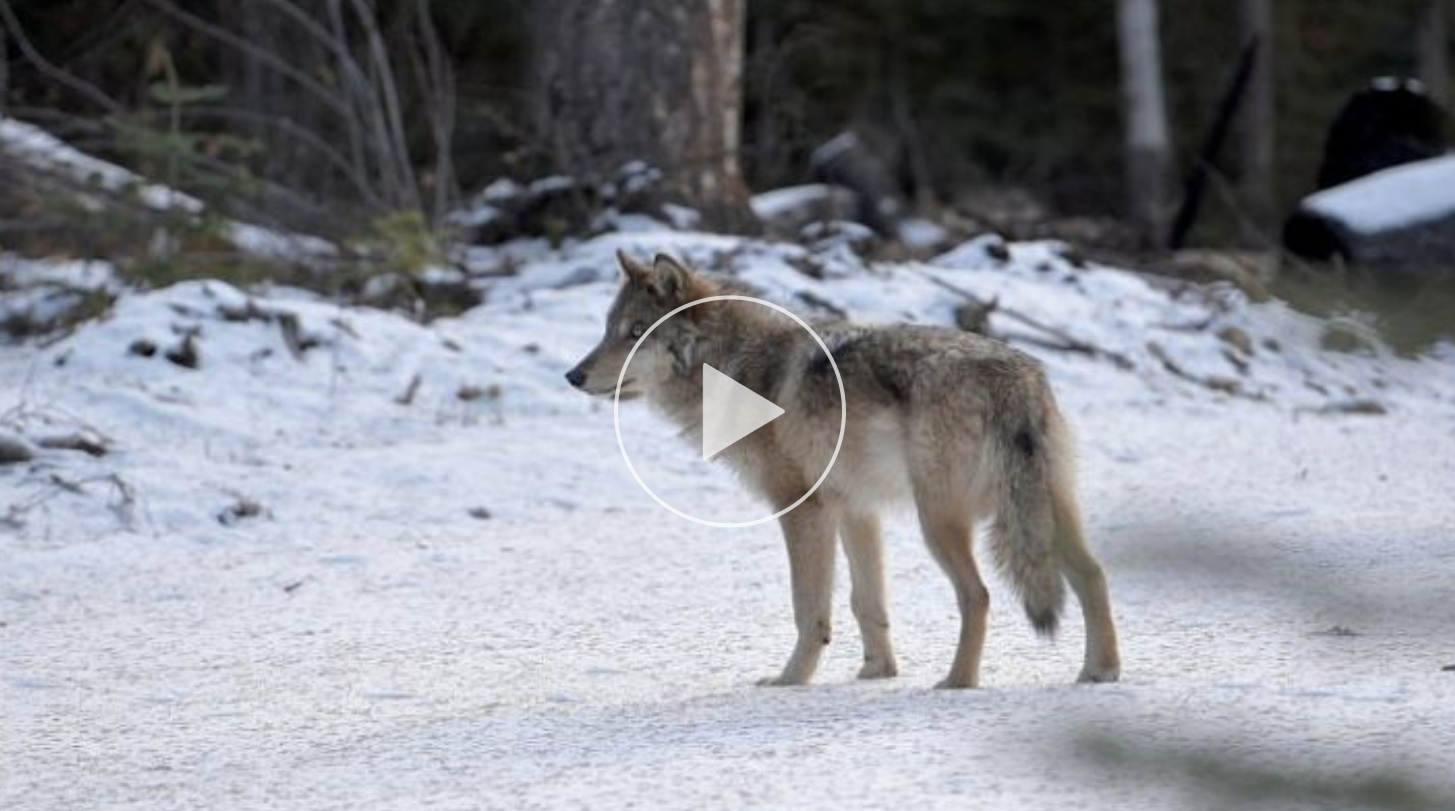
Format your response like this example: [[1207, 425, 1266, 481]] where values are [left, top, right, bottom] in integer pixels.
[[617, 249, 651, 283], [649, 253, 691, 300]]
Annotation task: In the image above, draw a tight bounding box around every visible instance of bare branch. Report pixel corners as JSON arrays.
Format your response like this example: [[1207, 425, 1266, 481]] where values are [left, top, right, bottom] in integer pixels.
[[910, 267, 1137, 370], [0, 0, 125, 114], [347, 0, 421, 210], [136, 0, 352, 122], [408, 0, 458, 223], [128, 106, 384, 208]]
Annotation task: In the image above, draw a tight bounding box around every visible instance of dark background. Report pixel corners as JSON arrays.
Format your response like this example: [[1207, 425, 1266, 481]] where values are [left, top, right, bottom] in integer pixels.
[[0, 1, 1446, 249]]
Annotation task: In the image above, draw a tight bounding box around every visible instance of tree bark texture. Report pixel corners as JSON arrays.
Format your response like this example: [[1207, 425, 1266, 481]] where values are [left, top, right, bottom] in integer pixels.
[[1116, 0, 1172, 244], [531, 0, 755, 230], [1239, 0, 1277, 236], [1417, 0, 1449, 106]]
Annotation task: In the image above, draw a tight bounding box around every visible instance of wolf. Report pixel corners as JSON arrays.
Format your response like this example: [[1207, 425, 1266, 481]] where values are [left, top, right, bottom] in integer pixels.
[[566, 251, 1121, 688]]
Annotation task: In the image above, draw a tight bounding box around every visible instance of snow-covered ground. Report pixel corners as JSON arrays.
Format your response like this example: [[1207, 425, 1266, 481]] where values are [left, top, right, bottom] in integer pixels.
[[3, 228, 1455, 810]]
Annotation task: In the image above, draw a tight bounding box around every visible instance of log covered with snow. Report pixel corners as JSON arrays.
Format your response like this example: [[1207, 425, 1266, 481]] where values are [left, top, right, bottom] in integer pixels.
[[1284, 154, 1455, 270], [749, 184, 858, 238]]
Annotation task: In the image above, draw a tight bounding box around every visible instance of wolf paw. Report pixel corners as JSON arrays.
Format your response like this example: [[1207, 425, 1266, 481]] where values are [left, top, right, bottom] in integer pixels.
[[1076, 666, 1120, 684], [856, 658, 899, 680], [933, 675, 978, 690], [756, 674, 808, 687]]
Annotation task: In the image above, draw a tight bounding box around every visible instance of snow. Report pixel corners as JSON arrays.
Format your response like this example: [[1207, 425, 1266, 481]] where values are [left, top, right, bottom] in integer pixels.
[[1300, 153, 1455, 235], [3, 227, 1455, 809], [0, 116, 201, 214], [896, 216, 950, 250], [660, 203, 701, 230], [225, 222, 337, 262], [750, 184, 842, 220], [1, 115, 334, 263], [1371, 75, 1427, 94], [1, 254, 121, 337], [812, 131, 860, 167], [0, 255, 120, 292]]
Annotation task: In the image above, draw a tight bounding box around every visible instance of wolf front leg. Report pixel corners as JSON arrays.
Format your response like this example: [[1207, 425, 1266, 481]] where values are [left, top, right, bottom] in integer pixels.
[[759, 501, 838, 687], [841, 510, 898, 679]]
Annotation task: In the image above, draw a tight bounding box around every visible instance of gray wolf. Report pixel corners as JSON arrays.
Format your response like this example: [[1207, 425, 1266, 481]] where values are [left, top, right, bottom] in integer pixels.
[[566, 251, 1121, 688]]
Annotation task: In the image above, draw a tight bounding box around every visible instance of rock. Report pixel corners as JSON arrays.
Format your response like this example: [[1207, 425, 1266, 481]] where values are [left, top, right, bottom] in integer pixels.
[[954, 298, 998, 335], [800, 220, 878, 256], [750, 184, 859, 238], [1216, 326, 1254, 355], [1315, 399, 1388, 416], [1285, 155, 1455, 272], [450, 175, 594, 245], [0, 432, 34, 465], [218, 496, 266, 526], [456, 383, 501, 402], [1166, 250, 1273, 301], [810, 131, 904, 234], [1316, 78, 1444, 190], [1320, 320, 1379, 354], [451, 164, 676, 245], [165, 332, 200, 369]]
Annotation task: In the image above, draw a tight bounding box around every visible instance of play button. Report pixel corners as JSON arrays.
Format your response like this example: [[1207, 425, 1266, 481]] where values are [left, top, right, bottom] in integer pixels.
[[613, 294, 845, 528], [701, 364, 785, 459]]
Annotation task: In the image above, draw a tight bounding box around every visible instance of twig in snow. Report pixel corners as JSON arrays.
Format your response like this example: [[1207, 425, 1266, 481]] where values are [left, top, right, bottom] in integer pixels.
[[394, 373, 422, 406], [794, 290, 847, 319], [914, 268, 1135, 369], [218, 493, 267, 526], [1296, 399, 1388, 417], [36, 433, 109, 457], [107, 474, 137, 528], [277, 312, 309, 359], [4, 472, 137, 530], [1146, 342, 1262, 400]]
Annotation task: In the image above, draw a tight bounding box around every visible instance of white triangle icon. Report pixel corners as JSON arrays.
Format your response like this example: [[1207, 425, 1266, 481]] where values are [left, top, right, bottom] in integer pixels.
[[701, 364, 785, 460]]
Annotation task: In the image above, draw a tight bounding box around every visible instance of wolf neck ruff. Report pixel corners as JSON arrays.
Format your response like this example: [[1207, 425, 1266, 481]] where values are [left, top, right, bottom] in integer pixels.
[[613, 294, 846, 528]]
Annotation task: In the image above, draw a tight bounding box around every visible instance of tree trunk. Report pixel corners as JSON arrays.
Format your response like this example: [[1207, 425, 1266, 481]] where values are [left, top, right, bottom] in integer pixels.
[[531, 0, 755, 231], [1418, 0, 1449, 106], [1115, 0, 1173, 245], [1239, 0, 1277, 238], [0, 24, 8, 116]]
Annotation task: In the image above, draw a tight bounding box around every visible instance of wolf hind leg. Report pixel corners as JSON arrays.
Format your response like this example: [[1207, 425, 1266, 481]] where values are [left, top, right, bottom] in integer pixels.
[[841, 510, 897, 679], [759, 500, 838, 687], [911, 471, 989, 689], [1052, 478, 1121, 683]]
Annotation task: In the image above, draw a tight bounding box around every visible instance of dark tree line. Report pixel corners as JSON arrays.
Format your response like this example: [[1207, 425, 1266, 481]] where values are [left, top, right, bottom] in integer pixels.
[[1, 0, 1451, 247]]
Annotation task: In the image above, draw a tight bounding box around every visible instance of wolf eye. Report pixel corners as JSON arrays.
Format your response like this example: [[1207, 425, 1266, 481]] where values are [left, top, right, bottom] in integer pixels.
[[629, 322, 647, 339]]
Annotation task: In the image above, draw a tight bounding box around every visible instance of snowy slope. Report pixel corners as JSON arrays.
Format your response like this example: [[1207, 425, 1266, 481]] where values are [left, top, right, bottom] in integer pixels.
[[0, 115, 334, 261], [3, 231, 1455, 810]]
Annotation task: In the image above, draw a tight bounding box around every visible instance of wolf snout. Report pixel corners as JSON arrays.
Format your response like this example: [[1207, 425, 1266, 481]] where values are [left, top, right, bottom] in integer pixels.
[[565, 367, 587, 389]]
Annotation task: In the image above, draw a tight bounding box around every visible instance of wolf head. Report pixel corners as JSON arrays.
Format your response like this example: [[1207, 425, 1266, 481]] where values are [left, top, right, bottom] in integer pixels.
[[565, 251, 714, 400]]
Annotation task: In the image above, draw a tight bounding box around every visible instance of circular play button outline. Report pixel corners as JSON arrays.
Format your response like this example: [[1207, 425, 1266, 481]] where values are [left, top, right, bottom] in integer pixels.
[[613, 295, 846, 528]]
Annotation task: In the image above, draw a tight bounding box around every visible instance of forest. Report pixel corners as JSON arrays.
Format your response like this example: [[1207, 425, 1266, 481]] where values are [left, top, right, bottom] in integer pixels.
[[0, 2, 1450, 246]]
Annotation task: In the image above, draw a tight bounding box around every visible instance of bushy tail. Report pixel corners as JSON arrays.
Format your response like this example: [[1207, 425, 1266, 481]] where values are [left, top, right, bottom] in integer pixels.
[[989, 401, 1069, 637]]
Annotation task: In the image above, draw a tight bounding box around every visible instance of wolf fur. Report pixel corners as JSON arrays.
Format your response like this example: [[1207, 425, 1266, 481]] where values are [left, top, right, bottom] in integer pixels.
[[567, 251, 1121, 688]]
